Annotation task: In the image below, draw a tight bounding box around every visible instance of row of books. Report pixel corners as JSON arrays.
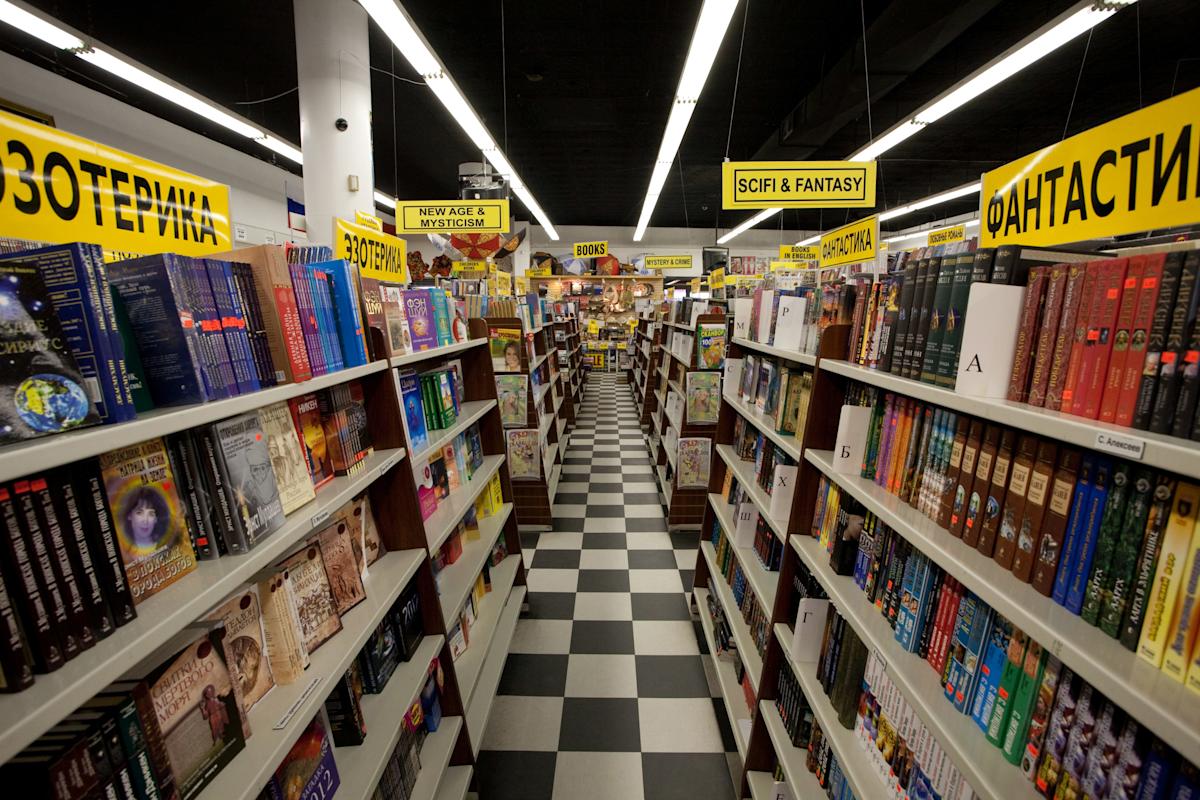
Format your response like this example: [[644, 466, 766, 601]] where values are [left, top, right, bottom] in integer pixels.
[[701, 590, 756, 719], [446, 535, 510, 663], [731, 284, 819, 355], [430, 470, 503, 581], [812, 476, 1199, 800], [727, 356, 813, 439], [844, 381, 1200, 687], [709, 524, 771, 661], [716, 481, 785, 572], [1007, 250, 1200, 439], [397, 362, 468, 460], [371, 284, 472, 360], [729, 421, 800, 503], [773, 655, 871, 800]]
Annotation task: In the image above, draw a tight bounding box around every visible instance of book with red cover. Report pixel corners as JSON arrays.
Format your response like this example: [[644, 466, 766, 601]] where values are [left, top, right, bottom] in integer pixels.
[[1007, 267, 1048, 404], [1098, 257, 1145, 423], [1071, 258, 1128, 419], [1132, 252, 1185, 429], [1114, 254, 1166, 426], [1045, 264, 1088, 412], [1028, 265, 1068, 407], [1059, 265, 1102, 414]]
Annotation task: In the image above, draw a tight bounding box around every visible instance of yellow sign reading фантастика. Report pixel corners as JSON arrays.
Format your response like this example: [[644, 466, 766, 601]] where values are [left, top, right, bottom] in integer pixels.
[[722, 161, 876, 209], [820, 215, 878, 268]]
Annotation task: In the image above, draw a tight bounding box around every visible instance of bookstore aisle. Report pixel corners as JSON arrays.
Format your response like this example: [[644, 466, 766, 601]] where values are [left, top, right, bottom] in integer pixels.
[[474, 374, 739, 800]]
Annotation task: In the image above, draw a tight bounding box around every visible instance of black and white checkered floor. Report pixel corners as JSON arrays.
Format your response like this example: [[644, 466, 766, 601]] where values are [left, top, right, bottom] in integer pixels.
[[475, 373, 739, 800]]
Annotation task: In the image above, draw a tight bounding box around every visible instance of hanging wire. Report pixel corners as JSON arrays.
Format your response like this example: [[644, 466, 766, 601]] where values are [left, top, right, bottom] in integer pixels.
[[723, 0, 751, 161], [370, 65, 424, 85], [859, 0, 873, 142], [678, 157, 691, 231], [391, 49, 399, 201], [1135, 4, 1143, 108], [234, 86, 298, 105], [1063, 29, 1094, 140]]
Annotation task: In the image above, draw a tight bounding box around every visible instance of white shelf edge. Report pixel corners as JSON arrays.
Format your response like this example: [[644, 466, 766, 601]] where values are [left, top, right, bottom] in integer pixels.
[[731, 336, 816, 366], [424, 454, 506, 553], [700, 541, 765, 692], [758, 700, 825, 800], [198, 552, 431, 800], [694, 587, 750, 761], [708, 494, 780, 610], [389, 337, 487, 368], [433, 766, 472, 800], [722, 390, 804, 462], [772, 624, 892, 800], [747, 771, 796, 800], [436, 503, 514, 624], [819, 358, 1200, 478], [466, 585, 527, 757], [450, 555, 521, 706], [0, 446, 407, 764], [804, 447, 1200, 766], [0, 360, 389, 484], [715, 444, 789, 542], [406, 716, 464, 800]]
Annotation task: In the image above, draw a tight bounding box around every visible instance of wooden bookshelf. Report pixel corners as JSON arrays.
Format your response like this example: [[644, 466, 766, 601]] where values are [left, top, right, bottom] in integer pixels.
[[631, 316, 663, 426]]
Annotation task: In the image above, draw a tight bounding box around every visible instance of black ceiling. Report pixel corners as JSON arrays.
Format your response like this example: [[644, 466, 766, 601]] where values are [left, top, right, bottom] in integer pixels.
[[7, 0, 1200, 236]]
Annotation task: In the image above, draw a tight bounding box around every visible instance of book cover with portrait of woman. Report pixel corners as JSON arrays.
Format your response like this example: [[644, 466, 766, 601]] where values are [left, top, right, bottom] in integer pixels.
[[489, 327, 523, 373], [99, 438, 197, 604]]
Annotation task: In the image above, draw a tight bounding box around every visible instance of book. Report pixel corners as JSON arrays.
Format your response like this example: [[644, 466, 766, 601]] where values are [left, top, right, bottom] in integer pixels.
[[1100, 471, 1167, 637], [1080, 464, 1134, 624], [697, 323, 726, 369], [315, 259, 369, 368], [255, 401, 316, 517], [686, 371, 720, 424], [256, 570, 309, 685], [287, 393, 333, 490], [378, 284, 411, 357], [1132, 253, 1185, 428], [264, 716, 339, 800], [1138, 481, 1200, 668], [1162, 516, 1200, 681], [1000, 639, 1046, 762], [1012, 440, 1058, 583], [212, 413, 286, 549], [279, 543, 342, 653], [1030, 449, 1083, 596], [489, 326, 524, 372], [203, 259, 258, 395], [1149, 252, 1200, 433], [1064, 458, 1113, 614], [1028, 264, 1068, 406], [98, 439, 197, 605], [495, 374, 529, 428], [1007, 266, 1048, 403], [677, 437, 711, 489], [0, 260, 102, 440], [1076, 258, 1130, 419], [317, 519, 367, 616], [506, 429, 541, 480], [994, 434, 1037, 569], [400, 289, 438, 351], [206, 588, 275, 712]]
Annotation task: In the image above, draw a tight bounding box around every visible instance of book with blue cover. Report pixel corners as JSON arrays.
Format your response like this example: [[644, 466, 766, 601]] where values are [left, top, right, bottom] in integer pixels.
[[430, 288, 454, 346], [315, 259, 368, 368], [943, 590, 995, 713], [204, 259, 259, 394], [176, 256, 232, 399], [304, 264, 341, 373], [0, 243, 134, 424], [397, 370, 428, 454], [970, 616, 1013, 732], [108, 254, 211, 406], [289, 261, 325, 376], [1064, 458, 1112, 613]]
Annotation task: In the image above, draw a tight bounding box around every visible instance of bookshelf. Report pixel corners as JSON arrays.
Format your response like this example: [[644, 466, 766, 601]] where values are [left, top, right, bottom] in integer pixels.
[[631, 316, 663, 426], [549, 317, 580, 425]]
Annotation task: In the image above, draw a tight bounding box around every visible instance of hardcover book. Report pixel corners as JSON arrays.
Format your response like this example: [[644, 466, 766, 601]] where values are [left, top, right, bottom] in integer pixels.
[[288, 394, 334, 490], [317, 520, 367, 615], [279, 544, 343, 653], [495, 374, 528, 428], [206, 588, 275, 711], [0, 260, 101, 440], [402, 289, 439, 351], [258, 401, 317, 515], [396, 370, 429, 454], [506, 428, 541, 480], [213, 413, 286, 549], [264, 716, 339, 800], [379, 284, 412, 357], [686, 371, 720, 425], [99, 439, 197, 604], [255, 570, 309, 685]]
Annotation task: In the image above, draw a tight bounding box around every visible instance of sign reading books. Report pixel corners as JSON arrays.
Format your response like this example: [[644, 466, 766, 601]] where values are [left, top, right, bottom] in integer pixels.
[[334, 217, 407, 283], [393, 199, 509, 234], [0, 108, 232, 256], [721, 160, 876, 209], [928, 223, 967, 246], [573, 240, 608, 258], [819, 214, 878, 268], [644, 254, 693, 270], [779, 244, 819, 261], [981, 86, 1200, 248]]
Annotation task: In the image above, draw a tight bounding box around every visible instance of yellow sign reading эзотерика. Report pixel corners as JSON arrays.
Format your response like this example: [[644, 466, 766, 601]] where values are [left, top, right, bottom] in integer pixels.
[[722, 161, 876, 209]]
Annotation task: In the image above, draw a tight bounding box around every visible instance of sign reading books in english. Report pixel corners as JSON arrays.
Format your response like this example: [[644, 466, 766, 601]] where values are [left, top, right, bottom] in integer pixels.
[[0, 108, 232, 255], [394, 199, 509, 233], [334, 217, 407, 283], [721, 160, 876, 209], [819, 214, 878, 268], [980, 85, 1200, 248], [573, 240, 608, 258], [779, 244, 819, 261]]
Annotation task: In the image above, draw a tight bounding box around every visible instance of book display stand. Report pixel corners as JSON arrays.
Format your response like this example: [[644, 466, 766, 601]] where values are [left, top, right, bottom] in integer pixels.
[[549, 316, 583, 426], [632, 316, 663, 426]]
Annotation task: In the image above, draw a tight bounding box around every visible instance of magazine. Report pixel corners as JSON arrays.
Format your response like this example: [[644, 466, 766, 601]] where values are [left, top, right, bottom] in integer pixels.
[[677, 437, 711, 488], [696, 323, 726, 369], [489, 326, 524, 372], [686, 371, 721, 425], [506, 428, 541, 480], [495, 374, 529, 428]]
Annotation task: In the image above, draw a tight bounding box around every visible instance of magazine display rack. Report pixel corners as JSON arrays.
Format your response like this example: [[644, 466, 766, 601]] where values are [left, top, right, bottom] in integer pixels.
[[631, 316, 663, 427], [0, 331, 527, 800], [480, 317, 566, 529]]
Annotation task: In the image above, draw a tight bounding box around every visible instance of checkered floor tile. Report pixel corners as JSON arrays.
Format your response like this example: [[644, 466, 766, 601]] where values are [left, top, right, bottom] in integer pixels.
[[477, 374, 739, 800]]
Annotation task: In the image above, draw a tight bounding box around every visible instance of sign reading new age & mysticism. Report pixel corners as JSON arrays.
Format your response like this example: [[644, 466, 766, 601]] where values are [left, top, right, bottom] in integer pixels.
[[779, 244, 820, 261], [0, 108, 232, 256], [722, 161, 876, 209], [644, 254, 693, 270], [981, 86, 1200, 248], [573, 240, 608, 258], [928, 223, 966, 246], [334, 217, 407, 283], [820, 215, 878, 268], [394, 199, 509, 234]]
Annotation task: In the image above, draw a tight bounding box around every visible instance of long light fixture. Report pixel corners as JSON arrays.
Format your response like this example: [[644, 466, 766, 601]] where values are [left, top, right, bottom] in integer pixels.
[[0, 0, 305, 164], [632, 0, 741, 242], [715, 207, 778, 244], [360, 0, 559, 240], [722, 0, 1135, 244], [373, 191, 397, 209]]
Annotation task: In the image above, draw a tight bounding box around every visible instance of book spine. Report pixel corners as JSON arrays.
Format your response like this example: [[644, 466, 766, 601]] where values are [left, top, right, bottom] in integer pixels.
[[1133, 253, 1184, 429], [935, 258, 975, 387], [1099, 262, 1145, 422], [1148, 253, 1199, 432], [1160, 520, 1200, 681], [180, 256, 232, 399], [990, 245, 1020, 285], [232, 263, 277, 387], [1064, 462, 1113, 614], [1080, 465, 1132, 623], [326, 262, 369, 368], [50, 469, 116, 639], [165, 433, 217, 561], [890, 263, 919, 375], [214, 261, 261, 393], [0, 484, 63, 671], [1007, 266, 1047, 403], [1044, 264, 1087, 411], [1079, 260, 1129, 419], [290, 262, 325, 376], [197, 426, 249, 554], [1030, 452, 1080, 596], [11, 478, 80, 659], [73, 463, 136, 626], [908, 259, 941, 379], [1012, 444, 1057, 583], [1116, 257, 1164, 425], [309, 267, 344, 372], [259, 251, 311, 383], [993, 439, 1034, 569], [84, 245, 137, 419], [1100, 472, 1166, 638], [1028, 265, 1067, 407], [1137, 482, 1200, 668], [920, 261, 956, 383], [0, 563, 33, 691], [29, 475, 97, 650]]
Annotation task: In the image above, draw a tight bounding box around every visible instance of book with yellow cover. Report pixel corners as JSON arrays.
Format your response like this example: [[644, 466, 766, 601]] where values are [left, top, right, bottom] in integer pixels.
[[1162, 518, 1200, 682], [1138, 482, 1200, 669]]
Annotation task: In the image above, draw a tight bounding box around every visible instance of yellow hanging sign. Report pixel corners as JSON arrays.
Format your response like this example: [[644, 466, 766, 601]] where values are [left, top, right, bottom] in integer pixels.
[[928, 224, 967, 246], [334, 217, 407, 283], [0, 108, 232, 256], [587, 319, 600, 335], [393, 199, 509, 233], [573, 240, 609, 258], [355, 210, 383, 231], [722, 160, 876, 209], [644, 254, 693, 270], [515, 275, 529, 294], [709, 268, 725, 288], [981, 86, 1200, 247], [779, 244, 820, 261], [819, 215, 879, 268], [454, 259, 487, 273], [770, 260, 811, 272], [690, 278, 702, 293], [528, 265, 552, 277]]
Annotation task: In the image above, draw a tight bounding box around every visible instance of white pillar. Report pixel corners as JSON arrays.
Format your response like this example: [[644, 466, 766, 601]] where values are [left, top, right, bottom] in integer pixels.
[[293, 0, 375, 245]]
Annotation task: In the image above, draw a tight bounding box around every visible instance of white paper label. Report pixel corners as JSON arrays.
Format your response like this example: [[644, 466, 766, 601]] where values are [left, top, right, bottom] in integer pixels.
[[1094, 431, 1145, 460], [833, 406, 872, 475], [310, 508, 331, 529]]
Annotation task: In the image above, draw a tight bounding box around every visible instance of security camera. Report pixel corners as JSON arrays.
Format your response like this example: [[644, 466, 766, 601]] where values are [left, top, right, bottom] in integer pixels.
[[335, 118, 348, 132]]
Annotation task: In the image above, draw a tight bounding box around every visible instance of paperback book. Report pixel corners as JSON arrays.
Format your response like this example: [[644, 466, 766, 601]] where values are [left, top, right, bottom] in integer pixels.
[[496, 374, 529, 428], [258, 400, 317, 515], [507, 428, 541, 480], [677, 437, 712, 488], [205, 588, 275, 711], [686, 371, 721, 425], [279, 544, 343, 653], [213, 413, 287, 549]]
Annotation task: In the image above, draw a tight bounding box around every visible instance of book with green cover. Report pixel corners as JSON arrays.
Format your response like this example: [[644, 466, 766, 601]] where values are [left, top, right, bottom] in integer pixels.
[[1080, 464, 1133, 624], [1001, 639, 1048, 764], [986, 628, 1029, 747], [1097, 469, 1158, 636], [919, 254, 957, 384]]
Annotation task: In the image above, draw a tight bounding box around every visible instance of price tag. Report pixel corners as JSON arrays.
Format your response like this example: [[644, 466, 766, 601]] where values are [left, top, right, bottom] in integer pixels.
[[1049, 637, 1065, 658], [874, 646, 888, 672], [1094, 431, 1145, 460], [310, 508, 331, 530]]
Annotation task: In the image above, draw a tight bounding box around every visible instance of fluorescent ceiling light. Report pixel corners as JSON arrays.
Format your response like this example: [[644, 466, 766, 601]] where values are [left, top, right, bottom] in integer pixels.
[[877, 181, 980, 221], [363, 0, 558, 240], [0, 0, 81, 49], [724, 0, 1133, 243], [373, 191, 396, 208], [795, 234, 820, 246], [716, 207, 779, 244], [633, 0, 740, 242], [258, 135, 303, 164]]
